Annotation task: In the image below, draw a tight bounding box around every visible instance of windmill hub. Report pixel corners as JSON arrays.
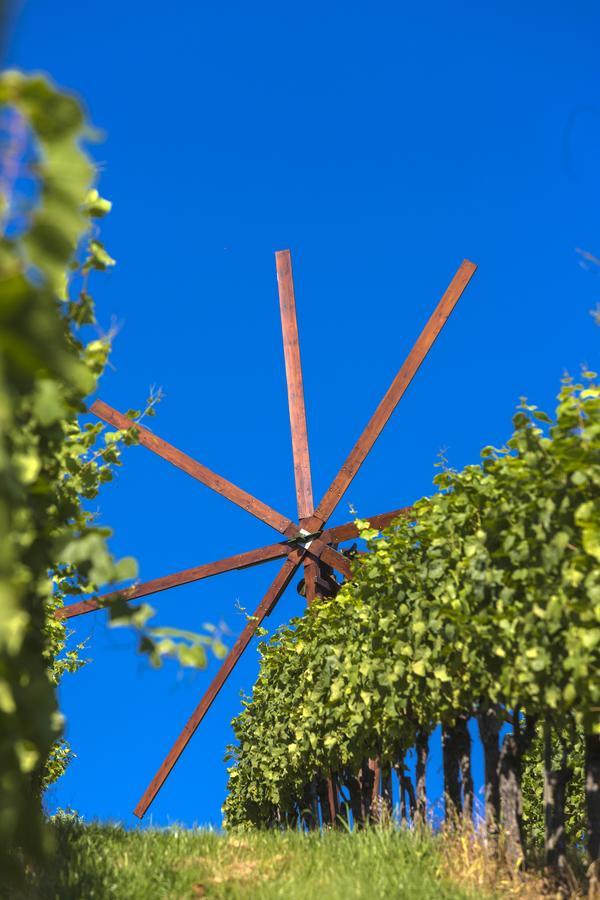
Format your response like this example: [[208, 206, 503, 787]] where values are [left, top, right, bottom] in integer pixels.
[[287, 528, 322, 548]]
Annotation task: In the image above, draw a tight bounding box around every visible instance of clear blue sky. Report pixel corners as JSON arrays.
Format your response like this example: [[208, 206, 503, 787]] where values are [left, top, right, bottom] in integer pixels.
[[7, 2, 600, 828]]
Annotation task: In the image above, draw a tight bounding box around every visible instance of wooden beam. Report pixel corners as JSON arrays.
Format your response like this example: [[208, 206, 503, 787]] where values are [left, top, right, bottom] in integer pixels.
[[276, 250, 314, 520], [308, 261, 477, 527], [133, 550, 304, 819], [290, 535, 353, 581], [303, 558, 318, 604], [55, 542, 291, 620], [315, 544, 353, 581], [327, 775, 337, 824], [91, 400, 294, 536], [321, 506, 414, 544]]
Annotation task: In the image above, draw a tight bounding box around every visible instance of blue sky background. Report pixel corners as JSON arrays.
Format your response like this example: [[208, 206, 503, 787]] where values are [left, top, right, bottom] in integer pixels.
[[7, 1, 600, 828]]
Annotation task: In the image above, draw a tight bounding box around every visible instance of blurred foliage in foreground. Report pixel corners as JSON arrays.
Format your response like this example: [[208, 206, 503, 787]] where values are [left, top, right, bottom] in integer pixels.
[[0, 69, 129, 882], [0, 71, 220, 884]]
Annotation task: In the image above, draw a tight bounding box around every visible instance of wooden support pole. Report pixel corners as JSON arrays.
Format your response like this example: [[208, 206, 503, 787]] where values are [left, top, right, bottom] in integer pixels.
[[55, 541, 291, 620], [314, 543, 353, 581], [133, 550, 304, 819], [307, 261, 477, 528], [321, 506, 413, 544], [327, 775, 337, 826], [276, 250, 314, 521], [91, 400, 295, 536], [303, 558, 318, 604]]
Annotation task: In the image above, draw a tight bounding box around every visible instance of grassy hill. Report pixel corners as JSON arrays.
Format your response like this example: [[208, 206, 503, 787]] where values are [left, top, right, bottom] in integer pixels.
[[22, 819, 552, 899]]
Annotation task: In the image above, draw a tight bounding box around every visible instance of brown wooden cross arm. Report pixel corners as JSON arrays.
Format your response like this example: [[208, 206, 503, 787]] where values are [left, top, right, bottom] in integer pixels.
[[132, 550, 305, 819], [306, 258, 477, 529], [89, 401, 350, 580], [276, 250, 314, 522], [56, 507, 411, 621], [128, 255, 477, 818], [276, 250, 320, 605], [91, 399, 295, 536]]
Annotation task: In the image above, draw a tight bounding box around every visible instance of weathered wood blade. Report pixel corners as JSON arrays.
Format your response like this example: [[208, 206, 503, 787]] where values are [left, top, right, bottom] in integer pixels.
[[294, 535, 353, 581], [309, 261, 477, 527], [321, 506, 414, 544], [91, 400, 294, 536], [276, 250, 314, 520], [316, 544, 353, 581], [303, 558, 318, 604], [55, 542, 291, 621], [133, 549, 304, 819]]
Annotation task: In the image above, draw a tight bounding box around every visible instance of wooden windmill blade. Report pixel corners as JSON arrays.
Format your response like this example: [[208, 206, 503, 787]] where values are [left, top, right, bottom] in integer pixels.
[[321, 506, 414, 543], [134, 249, 324, 818], [274, 251, 354, 593], [312, 542, 353, 580], [133, 548, 306, 819], [276, 249, 314, 521], [56, 541, 292, 620], [307, 259, 477, 529], [275, 250, 322, 603], [91, 399, 296, 536]]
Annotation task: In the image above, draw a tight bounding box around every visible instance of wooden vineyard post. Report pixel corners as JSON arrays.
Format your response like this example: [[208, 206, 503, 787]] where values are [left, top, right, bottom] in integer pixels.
[[327, 775, 338, 827]]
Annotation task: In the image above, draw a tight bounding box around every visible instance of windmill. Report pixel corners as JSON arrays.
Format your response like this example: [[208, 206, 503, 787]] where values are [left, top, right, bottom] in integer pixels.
[[56, 250, 477, 819]]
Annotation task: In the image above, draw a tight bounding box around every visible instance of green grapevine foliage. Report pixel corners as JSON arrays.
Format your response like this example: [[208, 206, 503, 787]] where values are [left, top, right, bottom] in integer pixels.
[[224, 375, 600, 872]]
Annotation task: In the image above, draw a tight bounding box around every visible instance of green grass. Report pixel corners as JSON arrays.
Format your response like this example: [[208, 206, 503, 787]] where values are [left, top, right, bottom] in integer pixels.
[[24, 821, 495, 900]]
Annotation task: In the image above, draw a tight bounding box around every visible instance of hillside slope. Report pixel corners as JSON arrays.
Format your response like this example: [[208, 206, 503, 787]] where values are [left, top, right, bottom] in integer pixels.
[[23, 821, 550, 899]]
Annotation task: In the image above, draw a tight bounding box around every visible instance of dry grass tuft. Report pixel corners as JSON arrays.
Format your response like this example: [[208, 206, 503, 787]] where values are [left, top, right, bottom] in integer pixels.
[[436, 820, 584, 899]]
